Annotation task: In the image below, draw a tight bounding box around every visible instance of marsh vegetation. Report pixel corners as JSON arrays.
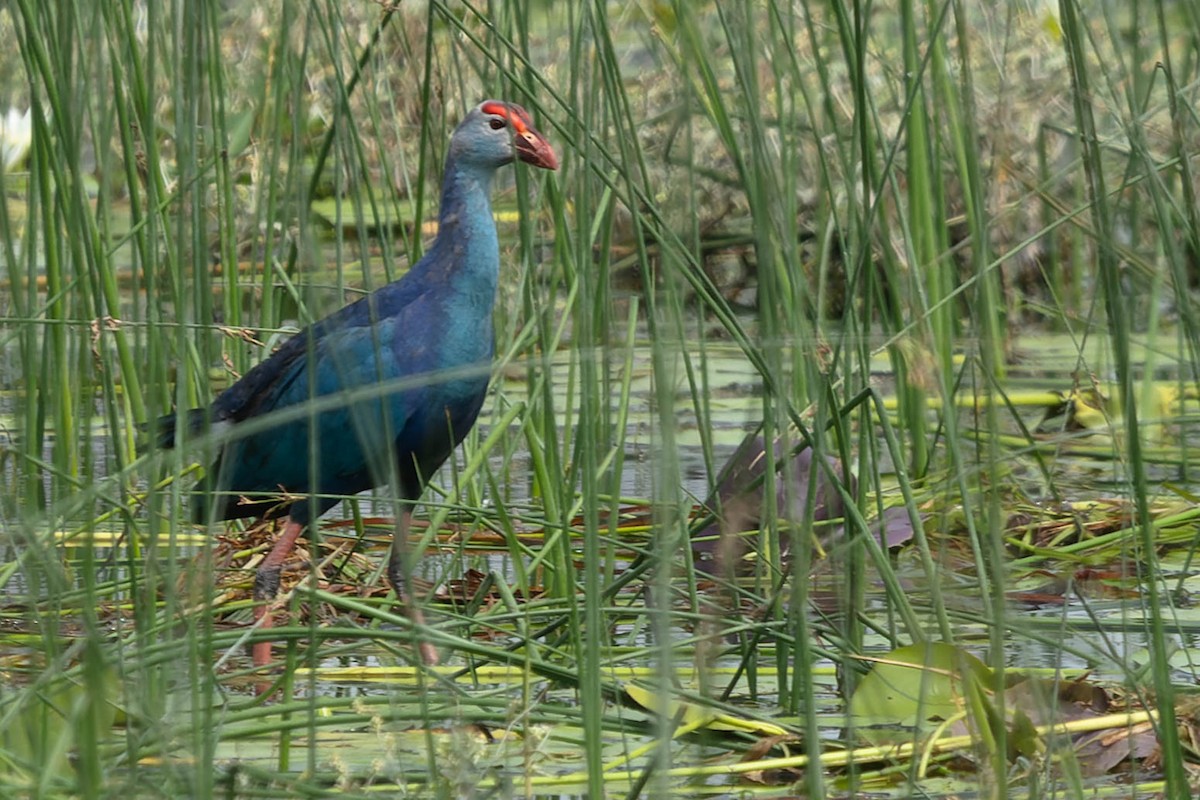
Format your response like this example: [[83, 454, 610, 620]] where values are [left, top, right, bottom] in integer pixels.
[[3, 1, 1200, 797]]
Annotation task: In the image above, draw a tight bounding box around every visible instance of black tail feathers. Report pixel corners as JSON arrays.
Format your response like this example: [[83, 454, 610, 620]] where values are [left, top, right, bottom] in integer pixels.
[[140, 408, 219, 452]]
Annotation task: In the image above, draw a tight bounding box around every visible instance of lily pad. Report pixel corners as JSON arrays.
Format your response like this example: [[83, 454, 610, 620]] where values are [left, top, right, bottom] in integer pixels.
[[848, 642, 992, 746]]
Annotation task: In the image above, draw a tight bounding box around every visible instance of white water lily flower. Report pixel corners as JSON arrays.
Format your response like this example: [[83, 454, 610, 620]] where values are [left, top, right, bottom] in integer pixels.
[[0, 108, 33, 170]]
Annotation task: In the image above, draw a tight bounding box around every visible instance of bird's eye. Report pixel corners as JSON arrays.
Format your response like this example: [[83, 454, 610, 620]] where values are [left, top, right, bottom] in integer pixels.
[[488, 117, 506, 130]]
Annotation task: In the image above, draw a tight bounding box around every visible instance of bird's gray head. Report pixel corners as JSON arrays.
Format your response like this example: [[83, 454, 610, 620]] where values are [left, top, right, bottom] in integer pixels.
[[449, 100, 559, 171]]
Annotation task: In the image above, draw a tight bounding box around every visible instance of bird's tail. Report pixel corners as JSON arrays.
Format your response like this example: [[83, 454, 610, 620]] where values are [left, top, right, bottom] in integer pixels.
[[141, 408, 215, 451]]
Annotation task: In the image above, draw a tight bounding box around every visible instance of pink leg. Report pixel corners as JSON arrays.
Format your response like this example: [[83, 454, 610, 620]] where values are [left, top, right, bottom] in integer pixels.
[[252, 518, 306, 667], [388, 508, 439, 665]]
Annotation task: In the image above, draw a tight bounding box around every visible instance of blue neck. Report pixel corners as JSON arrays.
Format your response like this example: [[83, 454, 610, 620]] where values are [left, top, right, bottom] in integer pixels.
[[429, 155, 501, 300]]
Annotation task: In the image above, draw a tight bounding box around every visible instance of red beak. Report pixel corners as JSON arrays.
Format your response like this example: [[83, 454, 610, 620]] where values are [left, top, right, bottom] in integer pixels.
[[515, 128, 559, 170]]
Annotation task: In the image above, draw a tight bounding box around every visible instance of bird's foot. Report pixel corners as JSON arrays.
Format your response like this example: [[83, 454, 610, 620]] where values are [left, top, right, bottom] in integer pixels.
[[416, 637, 440, 666], [387, 560, 439, 665], [248, 520, 306, 672], [252, 601, 275, 668], [398, 590, 439, 666]]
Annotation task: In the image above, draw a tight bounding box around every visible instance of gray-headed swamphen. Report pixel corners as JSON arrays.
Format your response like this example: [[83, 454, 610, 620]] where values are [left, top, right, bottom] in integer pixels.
[[159, 101, 558, 667]]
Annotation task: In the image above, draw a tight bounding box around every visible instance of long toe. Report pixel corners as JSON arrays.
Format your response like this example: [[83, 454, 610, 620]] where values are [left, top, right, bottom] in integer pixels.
[[252, 602, 274, 667]]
